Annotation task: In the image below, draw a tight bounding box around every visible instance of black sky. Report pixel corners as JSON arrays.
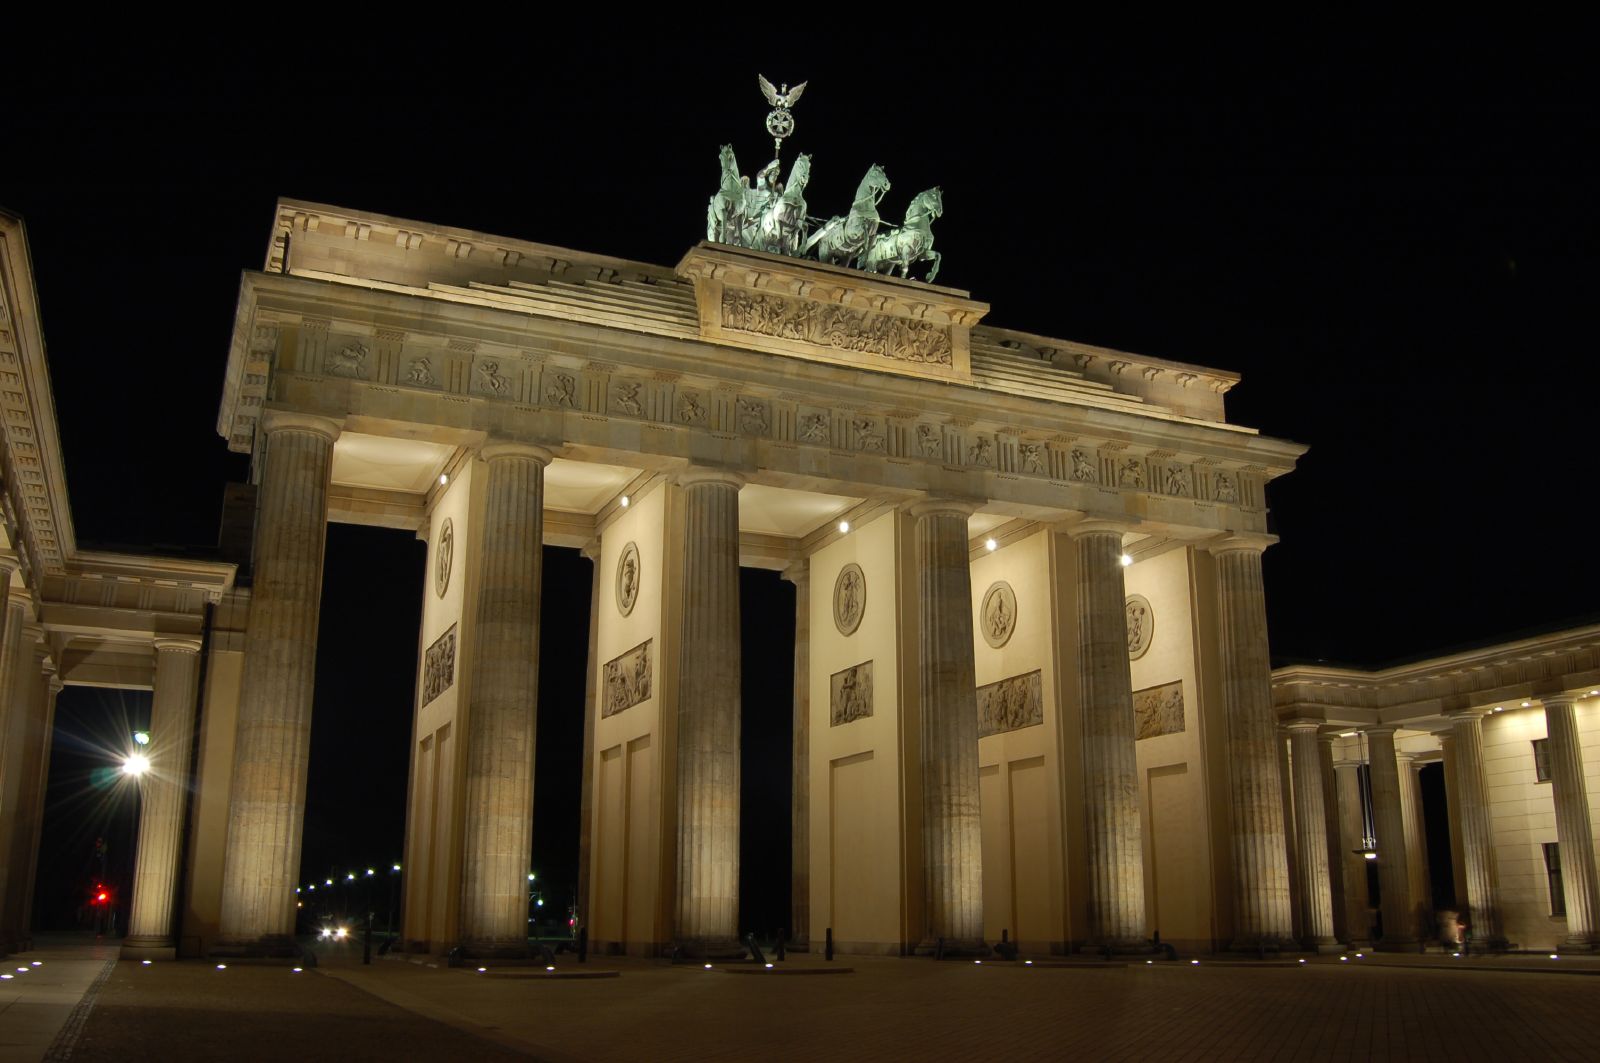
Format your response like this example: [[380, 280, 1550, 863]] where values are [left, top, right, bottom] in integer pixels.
[[7, 32, 1596, 930]]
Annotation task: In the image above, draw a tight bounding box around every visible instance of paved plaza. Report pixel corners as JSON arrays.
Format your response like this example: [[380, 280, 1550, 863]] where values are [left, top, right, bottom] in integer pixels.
[[9, 937, 1600, 1062]]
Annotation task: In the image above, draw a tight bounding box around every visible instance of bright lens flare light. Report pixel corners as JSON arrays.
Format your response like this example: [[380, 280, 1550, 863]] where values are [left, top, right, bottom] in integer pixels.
[[122, 753, 151, 776]]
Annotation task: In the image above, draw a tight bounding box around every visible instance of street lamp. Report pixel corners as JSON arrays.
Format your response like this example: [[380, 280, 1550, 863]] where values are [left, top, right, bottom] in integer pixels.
[[121, 753, 150, 777]]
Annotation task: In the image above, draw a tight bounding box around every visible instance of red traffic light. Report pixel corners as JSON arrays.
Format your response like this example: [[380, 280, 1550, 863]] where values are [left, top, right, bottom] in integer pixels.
[[92, 884, 111, 904]]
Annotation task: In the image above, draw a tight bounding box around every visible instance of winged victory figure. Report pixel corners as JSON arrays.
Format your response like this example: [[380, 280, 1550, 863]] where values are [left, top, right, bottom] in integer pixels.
[[759, 75, 807, 110]]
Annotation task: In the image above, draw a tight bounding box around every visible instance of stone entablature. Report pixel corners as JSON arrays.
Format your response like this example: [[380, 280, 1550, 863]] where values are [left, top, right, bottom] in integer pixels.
[[223, 275, 1299, 538], [1272, 624, 1600, 727]]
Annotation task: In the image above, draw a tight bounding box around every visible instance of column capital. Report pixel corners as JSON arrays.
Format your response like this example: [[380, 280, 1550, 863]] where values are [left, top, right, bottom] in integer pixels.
[[479, 440, 554, 465], [1062, 517, 1136, 540], [153, 636, 204, 655], [261, 409, 342, 442], [1206, 532, 1277, 557], [906, 497, 979, 520], [1393, 749, 1417, 765], [579, 537, 601, 563], [49, 675, 64, 695], [1541, 693, 1581, 711], [1283, 718, 1326, 734], [675, 465, 745, 489], [1364, 724, 1402, 738], [1444, 707, 1491, 722]]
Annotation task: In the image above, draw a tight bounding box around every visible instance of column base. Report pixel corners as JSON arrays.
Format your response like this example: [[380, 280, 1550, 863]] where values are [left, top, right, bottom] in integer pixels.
[[1560, 934, 1600, 952], [1310, 941, 1345, 955], [121, 939, 177, 962]]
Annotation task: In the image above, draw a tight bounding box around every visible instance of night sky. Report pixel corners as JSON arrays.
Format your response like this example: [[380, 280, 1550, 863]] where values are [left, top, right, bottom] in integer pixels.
[[6, 34, 1594, 935]]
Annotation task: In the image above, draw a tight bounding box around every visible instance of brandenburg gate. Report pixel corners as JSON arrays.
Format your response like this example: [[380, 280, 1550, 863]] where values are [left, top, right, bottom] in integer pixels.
[[188, 131, 1307, 958]]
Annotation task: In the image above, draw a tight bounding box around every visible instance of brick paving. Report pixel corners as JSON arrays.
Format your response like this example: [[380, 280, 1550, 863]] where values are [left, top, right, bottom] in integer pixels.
[[30, 942, 1600, 1062]]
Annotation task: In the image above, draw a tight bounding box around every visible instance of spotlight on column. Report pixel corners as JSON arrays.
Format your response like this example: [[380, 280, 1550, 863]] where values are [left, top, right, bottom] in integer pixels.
[[985, 538, 997, 552], [439, 473, 449, 486], [122, 753, 150, 776], [620, 495, 630, 508], [1119, 553, 1133, 567], [838, 520, 850, 534], [132, 731, 150, 745]]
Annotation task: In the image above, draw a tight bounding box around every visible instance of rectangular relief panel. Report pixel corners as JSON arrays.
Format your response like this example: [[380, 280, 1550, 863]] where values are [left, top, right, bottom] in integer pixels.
[[422, 624, 457, 706], [977, 670, 1043, 738], [602, 639, 653, 718], [830, 660, 874, 726], [1134, 680, 1185, 740]]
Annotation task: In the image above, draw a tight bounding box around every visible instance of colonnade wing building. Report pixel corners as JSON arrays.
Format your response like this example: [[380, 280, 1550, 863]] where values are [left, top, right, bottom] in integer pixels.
[[203, 199, 1306, 958]]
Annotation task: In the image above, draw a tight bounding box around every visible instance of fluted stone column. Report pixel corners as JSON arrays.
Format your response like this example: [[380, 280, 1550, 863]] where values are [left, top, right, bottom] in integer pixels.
[[674, 468, 743, 949], [782, 560, 810, 948], [1318, 733, 1350, 944], [1209, 538, 1293, 949], [217, 412, 338, 950], [913, 500, 984, 949], [0, 635, 50, 953], [1286, 722, 1337, 950], [1333, 760, 1372, 945], [0, 601, 27, 956], [1277, 730, 1301, 940], [1396, 752, 1432, 941], [1070, 522, 1144, 949], [1366, 727, 1414, 947], [1446, 709, 1505, 946], [575, 539, 600, 936], [458, 442, 551, 955], [124, 637, 204, 959], [18, 674, 62, 950], [1543, 695, 1600, 948], [1439, 733, 1469, 914]]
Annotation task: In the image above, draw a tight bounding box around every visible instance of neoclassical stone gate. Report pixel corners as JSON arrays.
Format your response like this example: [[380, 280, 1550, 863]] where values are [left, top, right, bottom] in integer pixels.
[[196, 198, 1309, 958]]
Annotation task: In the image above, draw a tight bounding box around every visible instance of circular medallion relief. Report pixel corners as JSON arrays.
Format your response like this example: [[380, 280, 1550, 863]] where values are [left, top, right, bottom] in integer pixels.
[[1125, 593, 1154, 660], [833, 563, 866, 636], [434, 518, 454, 599], [615, 541, 641, 617], [980, 581, 1017, 648]]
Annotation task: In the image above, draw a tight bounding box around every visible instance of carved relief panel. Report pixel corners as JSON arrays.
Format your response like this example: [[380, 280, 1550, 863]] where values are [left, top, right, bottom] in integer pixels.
[[422, 624, 457, 706], [833, 563, 866, 635], [602, 639, 652, 718], [977, 670, 1043, 738], [1134, 680, 1185, 740], [1125, 594, 1154, 660], [830, 660, 874, 726], [980, 581, 1017, 648]]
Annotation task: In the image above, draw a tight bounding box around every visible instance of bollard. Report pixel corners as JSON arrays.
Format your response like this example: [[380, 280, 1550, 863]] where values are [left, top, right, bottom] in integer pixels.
[[825, 927, 834, 962]]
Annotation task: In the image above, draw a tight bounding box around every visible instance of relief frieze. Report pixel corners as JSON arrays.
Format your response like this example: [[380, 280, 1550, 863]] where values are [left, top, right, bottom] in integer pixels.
[[977, 669, 1043, 738], [603, 639, 653, 717], [719, 289, 953, 367], [422, 624, 457, 706]]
